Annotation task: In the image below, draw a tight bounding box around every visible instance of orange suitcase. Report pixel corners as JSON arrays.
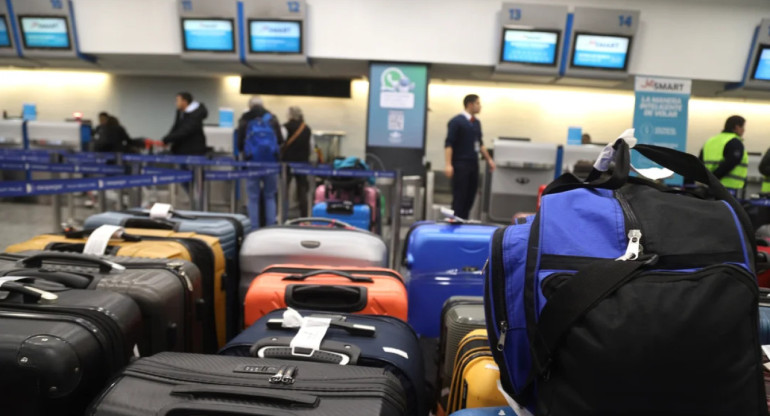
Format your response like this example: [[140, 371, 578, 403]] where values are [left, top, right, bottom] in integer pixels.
[[243, 264, 407, 327]]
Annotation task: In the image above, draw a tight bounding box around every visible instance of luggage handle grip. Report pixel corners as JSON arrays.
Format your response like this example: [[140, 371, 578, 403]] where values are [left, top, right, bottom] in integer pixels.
[[285, 285, 368, 313], [157, 402, 296, 416], [64, 230, 142, 242], [124, 208, 196, 220], [2, 269, 92, 289], [282, 269, 373, 283], [0, 280, 58, 302], [122, 218, 177, 230], [169, 385, 318, 407], [18, 252, 125, 273], [285, 217, 353, 229]]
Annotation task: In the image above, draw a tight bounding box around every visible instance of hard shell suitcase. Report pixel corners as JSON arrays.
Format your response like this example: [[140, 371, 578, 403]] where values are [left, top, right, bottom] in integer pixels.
[[0, 251, 207, 355], [221, 308, 425, 416], [402, 221, 498, 275], [314, 184, 381, 232], [0, 277, 142, 416], [85, 208, 250, 339], [450, 407, 517, 416], [446, 330, 506, 415], [243, 264, 407, 327], [87, 352, 408, 416], [6, 228, 228, 348], [312, 201, 372, 231], [239, 218, 389, 305], [408, 270, 484, 337]]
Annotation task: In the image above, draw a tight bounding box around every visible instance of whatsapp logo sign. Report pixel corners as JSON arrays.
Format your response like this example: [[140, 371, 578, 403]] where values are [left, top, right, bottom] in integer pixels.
[[381, 67, 415, 93]]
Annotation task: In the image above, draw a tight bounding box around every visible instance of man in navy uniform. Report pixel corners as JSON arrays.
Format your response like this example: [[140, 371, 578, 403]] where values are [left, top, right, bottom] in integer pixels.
[[444, 94, 496, 219]]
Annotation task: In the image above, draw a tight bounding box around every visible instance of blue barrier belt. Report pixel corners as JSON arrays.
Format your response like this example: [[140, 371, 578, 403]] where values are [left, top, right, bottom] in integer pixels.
[[0, 162, 125, 174], [289, 166, 396, 179], [0, 171, 192, 197], [205, 168, 282, 181], [0, 155, 52, 163]]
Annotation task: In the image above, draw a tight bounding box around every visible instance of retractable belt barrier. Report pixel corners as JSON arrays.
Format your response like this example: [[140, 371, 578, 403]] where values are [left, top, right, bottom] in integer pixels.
[[0, 171, 193, 198]]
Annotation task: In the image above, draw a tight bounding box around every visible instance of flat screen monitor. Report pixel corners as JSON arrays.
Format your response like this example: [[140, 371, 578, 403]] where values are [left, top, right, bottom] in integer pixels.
[[571, 33, 631, 71], [181, 18, 235, 52], [0, 15, 10, 48], [752, 46, 770, 81], [19, 16, 71, 50], [500, 29, 560, 66], [248, 20, 302, 54]]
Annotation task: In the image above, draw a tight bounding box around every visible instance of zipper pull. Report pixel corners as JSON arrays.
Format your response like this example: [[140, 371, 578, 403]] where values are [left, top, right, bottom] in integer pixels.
[[616, 229, 642, 261], [270, 366, 287, 384], [282, 366, 296, 384], [168, 261, 193, 292], [497, 321, 508, 351]]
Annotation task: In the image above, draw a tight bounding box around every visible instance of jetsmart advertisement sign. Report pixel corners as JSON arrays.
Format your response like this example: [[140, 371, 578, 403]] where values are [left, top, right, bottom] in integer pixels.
[[635, 77, 692, 95]]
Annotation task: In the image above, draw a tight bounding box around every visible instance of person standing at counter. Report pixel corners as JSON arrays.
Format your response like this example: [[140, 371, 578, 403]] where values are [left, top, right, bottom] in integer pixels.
[[162, 91, 208, 156], [444, 94, 496, 220], [92, 112, 130, 153], [281, 106, 312, 218], [700, 115, 748, 194]]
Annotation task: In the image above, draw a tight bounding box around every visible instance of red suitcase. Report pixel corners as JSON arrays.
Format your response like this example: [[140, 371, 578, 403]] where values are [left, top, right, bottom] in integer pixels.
[[243, 264, 407, 327]]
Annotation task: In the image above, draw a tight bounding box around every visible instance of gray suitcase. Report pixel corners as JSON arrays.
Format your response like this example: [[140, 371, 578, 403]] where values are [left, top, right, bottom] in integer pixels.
[[438, 296, 485, 405], [239, 218, 389, 304], [0, 251, 207, 355]]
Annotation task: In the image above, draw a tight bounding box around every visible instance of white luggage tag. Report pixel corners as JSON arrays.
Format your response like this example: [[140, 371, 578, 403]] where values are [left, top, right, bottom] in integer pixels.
[[497, 379, 535, 416], [83, 225, 125, 257], [281, 308, 333, 359], [594, 129, 673, 181], [149, 203, 173, 219]]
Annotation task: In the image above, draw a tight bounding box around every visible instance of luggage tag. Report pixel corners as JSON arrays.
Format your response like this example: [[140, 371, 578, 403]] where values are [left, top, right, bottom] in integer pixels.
[[762, 345, 770, 371], [496, 379, 534, 416], [149, 203, 173, 220], [83, 225, 125, 256]]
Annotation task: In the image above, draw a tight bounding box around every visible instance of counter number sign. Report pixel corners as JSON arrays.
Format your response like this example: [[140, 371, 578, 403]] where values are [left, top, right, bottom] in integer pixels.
[[509, 8, 522, 21], [181, 0, 192, 11], [50, 0, 63, 9], [619, 15, 633, 27], [288, 1, 300, 13]]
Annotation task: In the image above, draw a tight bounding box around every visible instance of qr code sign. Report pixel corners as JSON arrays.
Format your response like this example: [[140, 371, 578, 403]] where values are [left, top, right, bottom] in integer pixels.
[[388, 111, 405, 131]]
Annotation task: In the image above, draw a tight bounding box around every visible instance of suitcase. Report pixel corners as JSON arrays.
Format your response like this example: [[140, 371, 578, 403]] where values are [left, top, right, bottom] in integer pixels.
[[221, 308, 425, 416], [408, 269, 484, 338], [243, 264, 407, 327], [759, 245, 770, 288], [312, 201, 373, 231], [450, 407, 517, 416], [446, 329, 506, 415], [0, 250, 208, 355], [87, 352, 408, 416], [0, 277, 142, 416], [84, 209, 248, 339], [239, 218, 389, 306], [6, 228, 228, 349], [438, 297, 486, 412], [401, 221, 498, 274], [315, 184, 381, 232], [762, 289, 770, 345]]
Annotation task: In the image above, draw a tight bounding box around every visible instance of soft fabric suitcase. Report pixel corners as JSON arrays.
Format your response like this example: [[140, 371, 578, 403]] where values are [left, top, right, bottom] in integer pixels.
[[87, 352, 408, 416], [0, 250, 208, 355], [243, 264, 407, 327], [221, 308, 425, 416], [450, 407, 517, 416], [402, 221, 498, 274], [408, 269, 484, 338], [239, 218, 389, 306], [6, 227, 227, 349], [446, 330, 506, 415], [85, 207, 250, 339], [759, 244, 770, 288], [312, 201, 372, 231], [0, 277, 142, 416]]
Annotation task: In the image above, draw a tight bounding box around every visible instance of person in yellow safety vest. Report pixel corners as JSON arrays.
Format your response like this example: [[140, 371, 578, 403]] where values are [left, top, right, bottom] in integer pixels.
[[700, 115, 748, 193], [759, 146, 770, 194]]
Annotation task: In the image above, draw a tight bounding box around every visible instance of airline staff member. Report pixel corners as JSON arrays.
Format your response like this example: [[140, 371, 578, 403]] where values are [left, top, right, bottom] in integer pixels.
[[444, 94, 496, 219], [700, 115, 748, 194]]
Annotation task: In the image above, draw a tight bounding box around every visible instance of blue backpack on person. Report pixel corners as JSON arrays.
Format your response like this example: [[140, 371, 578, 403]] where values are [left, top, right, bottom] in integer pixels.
[[243, 113, 279, 162], [485, 137, 765, 415]]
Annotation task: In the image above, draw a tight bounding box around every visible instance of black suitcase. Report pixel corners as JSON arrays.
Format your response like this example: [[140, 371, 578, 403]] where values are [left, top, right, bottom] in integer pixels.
[[0, 277, 142, 416], [0, 251, 208, 355], [87, 352, 407, 416]]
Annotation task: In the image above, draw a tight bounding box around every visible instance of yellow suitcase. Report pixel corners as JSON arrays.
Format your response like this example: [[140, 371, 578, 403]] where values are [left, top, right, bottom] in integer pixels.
[[5, 228, 228, 348], [446, 329, 507, 414]]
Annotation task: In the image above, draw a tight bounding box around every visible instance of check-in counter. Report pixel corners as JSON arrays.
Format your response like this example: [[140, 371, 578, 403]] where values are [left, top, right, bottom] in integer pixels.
[[204, 126, 236, 209], [27, 121, 83, 151], [0, 120, 26, 150], [489, 140, 559, 222], [562, 144, 603, 176]]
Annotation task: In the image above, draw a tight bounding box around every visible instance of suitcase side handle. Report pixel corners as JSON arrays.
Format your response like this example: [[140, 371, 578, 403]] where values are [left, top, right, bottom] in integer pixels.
[[124, 208, 196, 220], [282, 270, 374, 283], [0, 280, 58, 302], [157, 402, 298, 416], [2, 269, 93, 289], [285, 285, 368, 313], [18, 252, 125, 273], [122, 218, 179, 231], [168, 384, 318, 408], [285, 217, 354, 229]]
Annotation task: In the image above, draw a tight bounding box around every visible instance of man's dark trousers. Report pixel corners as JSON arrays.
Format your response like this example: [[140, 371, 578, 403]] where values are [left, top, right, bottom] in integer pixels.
[[451, 160, 479, 219]]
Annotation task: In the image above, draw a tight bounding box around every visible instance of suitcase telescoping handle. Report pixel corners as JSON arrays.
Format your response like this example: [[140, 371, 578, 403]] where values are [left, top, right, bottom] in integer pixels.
[[282, 269, 374, 283], [157, 401, 302, 416], [18, 252, 125, 273]]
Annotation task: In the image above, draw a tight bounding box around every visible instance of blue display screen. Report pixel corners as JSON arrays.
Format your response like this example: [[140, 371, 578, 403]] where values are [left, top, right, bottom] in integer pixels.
[[501, 29, 559, 65], [0, 16, 10, 48], [182, 19, 234, 52], [19, 16, 71, 50], [752, 47, 770, 81], [572, 33, 631, 70], [249, 20, 301, 54]]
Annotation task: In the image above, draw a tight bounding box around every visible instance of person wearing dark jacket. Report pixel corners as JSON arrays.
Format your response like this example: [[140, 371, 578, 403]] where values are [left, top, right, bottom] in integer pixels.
[[281, 106, 311, 218], [92, 112, 131, 153], [237, 96, 284, 230], [759, 147, 770, 194], [163, 92, 208, 155]]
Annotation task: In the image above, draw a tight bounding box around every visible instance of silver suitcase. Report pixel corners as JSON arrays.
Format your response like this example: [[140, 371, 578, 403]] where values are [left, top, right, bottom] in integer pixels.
[[239, 218, 389, 304], [438, 296, 486, 404]]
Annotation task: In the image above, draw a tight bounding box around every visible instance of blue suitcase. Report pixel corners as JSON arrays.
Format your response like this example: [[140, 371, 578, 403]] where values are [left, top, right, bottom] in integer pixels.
[[83, 208, 250, 340], [408, 270, 485, 338], [761, 290, 770, 344], [450, 407, 517, 416], [402, 221, 499, 275], [220, 308, 426, 416], [312, 201, 372, 231]]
